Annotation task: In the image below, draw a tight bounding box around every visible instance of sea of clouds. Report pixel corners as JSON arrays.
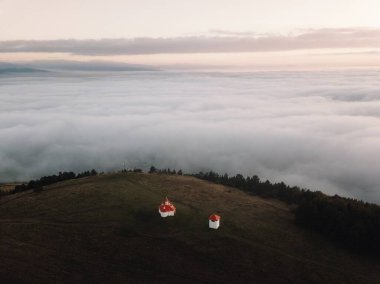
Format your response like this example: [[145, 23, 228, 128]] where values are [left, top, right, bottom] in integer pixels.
[[1, 70, 379, 202]]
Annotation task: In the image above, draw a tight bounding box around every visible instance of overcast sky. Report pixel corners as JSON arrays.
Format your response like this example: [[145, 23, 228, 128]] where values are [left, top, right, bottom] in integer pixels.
[[1, 0, 380, 39], [1, 0, 380, 68]]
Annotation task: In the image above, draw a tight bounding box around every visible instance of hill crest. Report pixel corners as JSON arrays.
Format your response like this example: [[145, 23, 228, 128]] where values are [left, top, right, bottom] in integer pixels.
[[0, 173, 378, 284]]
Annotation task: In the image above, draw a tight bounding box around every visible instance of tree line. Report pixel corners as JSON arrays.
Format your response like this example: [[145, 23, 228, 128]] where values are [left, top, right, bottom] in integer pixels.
[[191, 170, 380, 258], [148, 166, 183, 175]]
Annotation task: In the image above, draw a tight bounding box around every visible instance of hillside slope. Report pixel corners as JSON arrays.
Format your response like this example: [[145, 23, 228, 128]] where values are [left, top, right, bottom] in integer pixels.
[[0, 173, 378, 284]]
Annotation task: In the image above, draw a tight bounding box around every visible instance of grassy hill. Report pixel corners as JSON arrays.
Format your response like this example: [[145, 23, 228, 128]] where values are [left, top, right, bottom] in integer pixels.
[[0, 173, 378, 284]]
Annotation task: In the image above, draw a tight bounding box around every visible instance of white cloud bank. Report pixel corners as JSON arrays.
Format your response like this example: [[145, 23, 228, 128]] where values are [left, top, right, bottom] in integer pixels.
[[1, 28, 380, 55], [0, 70, 380, 203]]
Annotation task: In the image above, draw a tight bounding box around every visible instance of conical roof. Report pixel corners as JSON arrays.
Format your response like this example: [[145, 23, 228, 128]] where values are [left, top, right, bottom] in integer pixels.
[[159, 197, 176, 212], [209, 214, 221, 221]]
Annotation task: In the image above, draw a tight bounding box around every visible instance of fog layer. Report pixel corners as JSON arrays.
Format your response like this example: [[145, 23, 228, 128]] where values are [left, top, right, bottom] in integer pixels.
[[0, 71, 379, 202]]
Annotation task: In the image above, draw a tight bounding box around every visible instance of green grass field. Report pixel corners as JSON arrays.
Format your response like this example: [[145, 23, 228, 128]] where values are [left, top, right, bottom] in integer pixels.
[[0, 173, 378, 283]]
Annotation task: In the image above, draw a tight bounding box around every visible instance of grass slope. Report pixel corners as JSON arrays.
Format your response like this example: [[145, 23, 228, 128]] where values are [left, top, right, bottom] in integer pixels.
[[0, 173, 378, 284]]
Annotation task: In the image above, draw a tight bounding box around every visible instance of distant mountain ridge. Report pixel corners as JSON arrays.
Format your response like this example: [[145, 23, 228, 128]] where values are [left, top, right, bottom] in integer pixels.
[[0, 60, 159, 73], [0, 63, 48, 74]]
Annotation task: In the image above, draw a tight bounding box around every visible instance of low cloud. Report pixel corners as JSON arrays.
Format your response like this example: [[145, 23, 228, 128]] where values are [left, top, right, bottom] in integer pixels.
[[1, 28, 380, 55], [0, 70, 380, 203]]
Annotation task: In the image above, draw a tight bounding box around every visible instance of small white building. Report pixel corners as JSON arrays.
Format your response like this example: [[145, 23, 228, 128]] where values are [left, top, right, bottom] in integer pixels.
[[158, 197, 176, 217], [209, 214, 221, 229]]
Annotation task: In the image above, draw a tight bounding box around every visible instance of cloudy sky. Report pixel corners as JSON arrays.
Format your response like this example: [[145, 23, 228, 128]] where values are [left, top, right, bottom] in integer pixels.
[[1, 0, 380, 69]]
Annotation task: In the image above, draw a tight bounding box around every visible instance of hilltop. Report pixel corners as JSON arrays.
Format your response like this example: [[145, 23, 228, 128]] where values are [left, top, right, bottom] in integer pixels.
[[0, 173, 379, 284]]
